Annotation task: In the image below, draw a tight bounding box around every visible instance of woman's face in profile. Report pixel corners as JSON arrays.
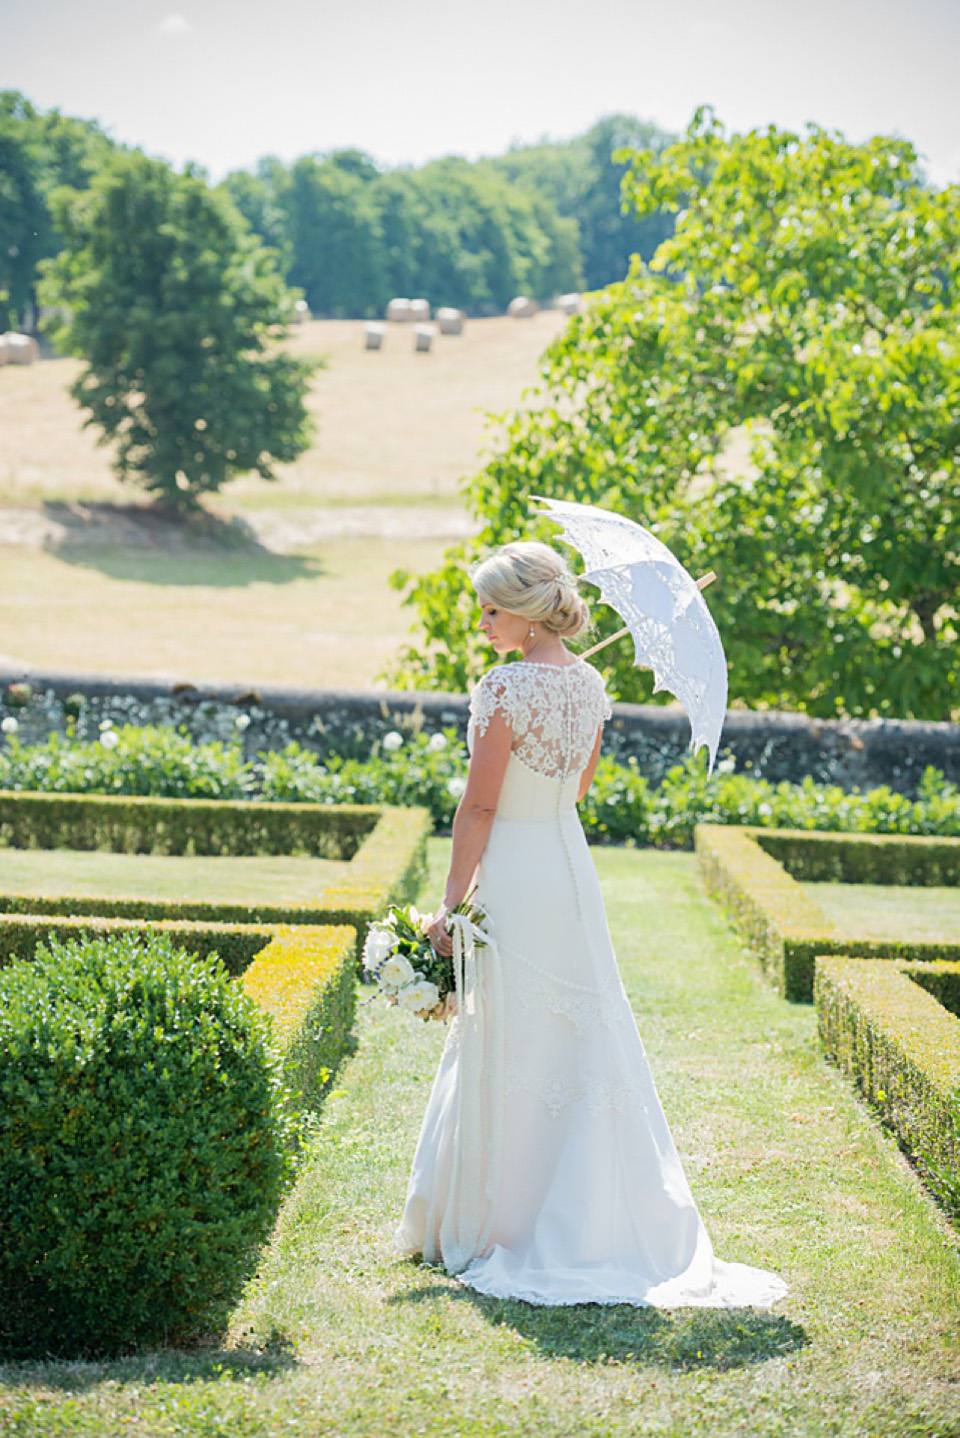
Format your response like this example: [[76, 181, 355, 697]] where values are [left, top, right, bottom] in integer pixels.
[[477, 597, 528, 656]]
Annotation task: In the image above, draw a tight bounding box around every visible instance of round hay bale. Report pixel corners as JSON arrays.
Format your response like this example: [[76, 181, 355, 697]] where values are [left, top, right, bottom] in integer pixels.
[[414, 324, 437, 353], [557, 293, 583, 316], [364, 322, 387, 351], [436, 307, 465, 335], [2, 333, 39, 365], [507, 296, 538, 319], [386, 297, 413, 322]]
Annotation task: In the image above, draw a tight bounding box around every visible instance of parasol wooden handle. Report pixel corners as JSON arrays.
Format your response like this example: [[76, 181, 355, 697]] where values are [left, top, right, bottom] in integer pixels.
[[578, 570, 718, 661]]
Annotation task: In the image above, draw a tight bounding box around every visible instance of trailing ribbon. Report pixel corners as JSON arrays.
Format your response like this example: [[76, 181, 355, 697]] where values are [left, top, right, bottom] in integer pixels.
[[438, 912, 503, 1274]]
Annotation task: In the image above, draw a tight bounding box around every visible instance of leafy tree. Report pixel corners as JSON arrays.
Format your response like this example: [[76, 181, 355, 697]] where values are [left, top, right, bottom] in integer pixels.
[[389, 113, 960, 721], [278, 155, 387, 318], [40, 151, 317, 510], [0, 90, 113, 329], [219, 155, 292, 269], [489, 115, 676, 289]]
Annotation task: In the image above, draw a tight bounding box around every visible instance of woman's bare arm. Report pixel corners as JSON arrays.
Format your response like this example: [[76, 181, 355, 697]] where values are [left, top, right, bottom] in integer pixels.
[[427, 708, 512, 955], [577, 727, 604, 802]]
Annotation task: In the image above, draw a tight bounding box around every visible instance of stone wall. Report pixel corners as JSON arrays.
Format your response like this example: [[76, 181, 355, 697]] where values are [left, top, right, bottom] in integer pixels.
[[2, 664, 959, 795]]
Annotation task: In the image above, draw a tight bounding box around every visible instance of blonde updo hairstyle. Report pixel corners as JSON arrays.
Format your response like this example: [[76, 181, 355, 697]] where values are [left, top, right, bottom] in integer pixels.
[[470, 541, 590, 639]]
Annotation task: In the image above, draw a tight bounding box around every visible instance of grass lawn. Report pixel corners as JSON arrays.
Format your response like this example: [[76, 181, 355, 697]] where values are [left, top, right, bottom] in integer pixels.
[[0, 536, 447, 689], [803, 881, 960, 943], [0, 848, 345, 905], [2, 843, 957, 1437]]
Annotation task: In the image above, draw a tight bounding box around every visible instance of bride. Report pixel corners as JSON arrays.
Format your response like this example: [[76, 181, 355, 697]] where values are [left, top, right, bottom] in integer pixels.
[[396, 540, 787, 1309]]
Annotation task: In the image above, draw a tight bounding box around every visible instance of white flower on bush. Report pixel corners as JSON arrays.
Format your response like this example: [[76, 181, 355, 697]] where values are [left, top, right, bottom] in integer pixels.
[[235, 713, 251, 731], [99, 729, 120, 750], [99, 719, 114, 732], [447, 776, 466, 799], [380, 953, 416, 989], [362, 925, 395, 971], [382, 730, 403, 753], [397, 979, 440, 1015], [427, 733, 447, 752], [1, 716, 18, 735]]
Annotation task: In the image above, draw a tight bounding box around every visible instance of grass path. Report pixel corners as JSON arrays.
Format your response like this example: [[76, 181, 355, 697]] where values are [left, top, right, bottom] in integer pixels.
[[1, 845, 958, 1437]]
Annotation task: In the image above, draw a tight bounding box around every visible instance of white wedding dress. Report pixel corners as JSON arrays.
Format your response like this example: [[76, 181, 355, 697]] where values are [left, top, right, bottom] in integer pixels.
[[396, 660, 787, 1309]]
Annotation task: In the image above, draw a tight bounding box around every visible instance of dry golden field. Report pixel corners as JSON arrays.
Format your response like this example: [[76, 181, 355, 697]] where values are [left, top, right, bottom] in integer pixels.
[[0, 314, 568, 687]]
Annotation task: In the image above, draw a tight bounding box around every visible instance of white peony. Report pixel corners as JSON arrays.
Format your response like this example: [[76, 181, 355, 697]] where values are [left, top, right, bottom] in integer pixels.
[[99, 719, 114, 732], [446, 776, 466, 799], [235, 713, 251, 731], [362, 926, 395, 971], [1, 717, 18, 735], [382, 730, 403, 752], [397, 979, 440, 1014], [427, 732, 447, 752], [99, 730, 120, 750], [380, 953, 416, 988]]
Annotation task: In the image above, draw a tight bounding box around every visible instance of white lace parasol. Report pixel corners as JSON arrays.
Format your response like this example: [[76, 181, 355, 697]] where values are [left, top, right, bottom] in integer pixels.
[[535, 496, 728, 772]]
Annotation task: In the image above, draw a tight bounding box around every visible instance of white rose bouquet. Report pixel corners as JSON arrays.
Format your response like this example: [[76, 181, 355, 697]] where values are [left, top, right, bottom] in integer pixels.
[[362, 895, 487, 1021]]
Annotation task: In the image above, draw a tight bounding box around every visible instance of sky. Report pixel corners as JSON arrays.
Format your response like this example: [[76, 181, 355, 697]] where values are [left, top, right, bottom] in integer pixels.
[[2, 0, 958, 185]]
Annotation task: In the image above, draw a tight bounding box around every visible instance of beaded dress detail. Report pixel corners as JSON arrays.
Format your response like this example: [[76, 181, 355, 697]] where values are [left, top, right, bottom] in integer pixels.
[[396, 661, 787, 1309]]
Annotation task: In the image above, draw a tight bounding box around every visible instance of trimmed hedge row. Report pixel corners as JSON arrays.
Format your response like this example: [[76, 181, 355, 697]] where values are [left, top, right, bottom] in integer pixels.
[[695, 825, 960, 1002], [0, 912, 358, 1111], [0, 789, 378, 857], [242, 926, 357, 1112], [0, 798, 431, 967], [816, 955, 960, 1218], [757, 830, 960, 886]]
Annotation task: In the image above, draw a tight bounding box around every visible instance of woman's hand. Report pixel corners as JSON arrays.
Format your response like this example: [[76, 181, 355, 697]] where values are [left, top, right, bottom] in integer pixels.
[[427, 906, 453, 957]]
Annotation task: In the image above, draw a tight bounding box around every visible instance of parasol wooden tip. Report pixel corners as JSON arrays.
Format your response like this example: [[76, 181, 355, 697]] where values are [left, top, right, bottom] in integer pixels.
[[696, 570, 718, 590]]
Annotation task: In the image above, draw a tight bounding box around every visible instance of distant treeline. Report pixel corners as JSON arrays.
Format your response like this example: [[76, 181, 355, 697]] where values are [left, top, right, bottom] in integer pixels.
[[1, 90, 675, 328]]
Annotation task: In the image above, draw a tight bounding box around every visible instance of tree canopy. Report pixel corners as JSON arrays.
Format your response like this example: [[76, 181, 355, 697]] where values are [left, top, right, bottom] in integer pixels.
[[0, 90, 115, 330], [40, 151, 317, 509], [389, 112, 960, 721]]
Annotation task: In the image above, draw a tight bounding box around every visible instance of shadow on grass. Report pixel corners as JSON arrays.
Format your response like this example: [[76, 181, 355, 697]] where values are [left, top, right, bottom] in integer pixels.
[[39, 501, 325, 587], [0, 1331, 299, 1393], [390, 1280, 808, 1372]]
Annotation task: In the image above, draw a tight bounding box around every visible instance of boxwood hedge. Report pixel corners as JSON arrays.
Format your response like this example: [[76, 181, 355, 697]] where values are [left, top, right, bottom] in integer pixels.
[[816, 955, 960, 1218], [0, 932, 294, 1358]]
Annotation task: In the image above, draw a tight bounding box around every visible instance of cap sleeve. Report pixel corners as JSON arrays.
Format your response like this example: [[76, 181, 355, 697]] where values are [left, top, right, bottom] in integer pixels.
[[600, 683, 613, 724], [469, 666, 514, 738]]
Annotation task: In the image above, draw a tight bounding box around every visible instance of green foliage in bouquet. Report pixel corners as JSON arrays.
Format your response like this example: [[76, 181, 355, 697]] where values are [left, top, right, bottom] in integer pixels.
[[0, 931, 294, 1358], [363, 897, 487, 1020], [388, 111, 960, 721]]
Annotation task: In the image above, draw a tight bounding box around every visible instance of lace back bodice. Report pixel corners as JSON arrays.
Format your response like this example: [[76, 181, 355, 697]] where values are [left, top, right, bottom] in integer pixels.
[[468, 662, 611, 782]]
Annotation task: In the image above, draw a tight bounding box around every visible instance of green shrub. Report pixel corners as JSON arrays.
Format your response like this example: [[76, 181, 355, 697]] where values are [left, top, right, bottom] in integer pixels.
[[4, 724, 960, 849], [260, 732, 465, 829], [0, 726, 254, 799], [816, 956, 960, 1217], [0, 931, 294, 1358]]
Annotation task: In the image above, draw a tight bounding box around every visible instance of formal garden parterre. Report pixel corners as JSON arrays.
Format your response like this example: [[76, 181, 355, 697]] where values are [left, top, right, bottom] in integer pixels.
[[697, 822, 960, 1223], [0, 789, 429, 1357]]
